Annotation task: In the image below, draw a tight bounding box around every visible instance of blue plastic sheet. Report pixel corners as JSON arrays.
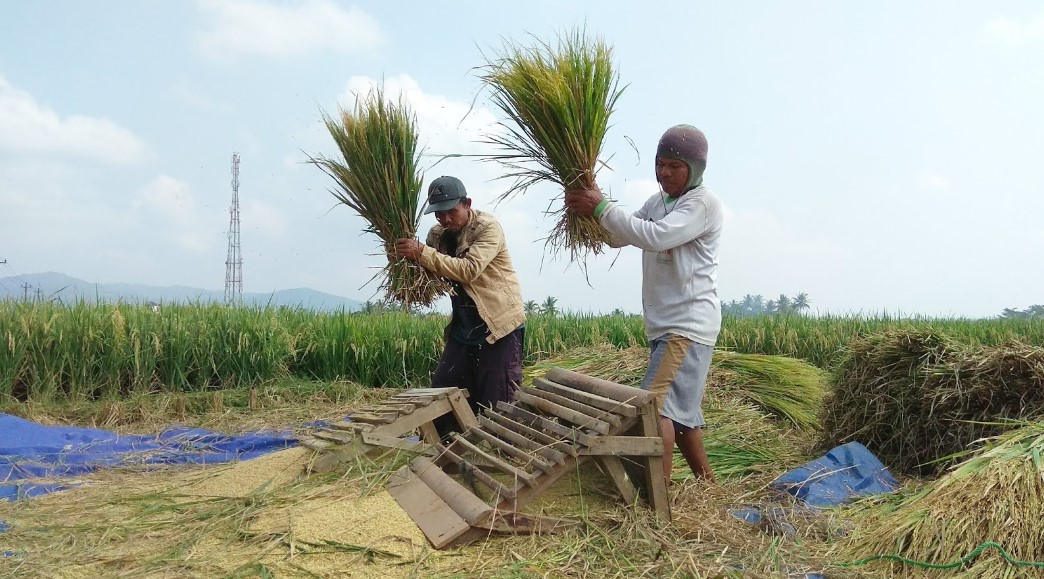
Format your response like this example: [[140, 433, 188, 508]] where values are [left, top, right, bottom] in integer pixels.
[[0, 413, 296, 502], [770, 441, 898, 507]]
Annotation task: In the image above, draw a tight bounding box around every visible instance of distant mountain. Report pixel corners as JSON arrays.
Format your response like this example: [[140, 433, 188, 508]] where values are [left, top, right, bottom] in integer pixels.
[[0, 272, 364, 312]]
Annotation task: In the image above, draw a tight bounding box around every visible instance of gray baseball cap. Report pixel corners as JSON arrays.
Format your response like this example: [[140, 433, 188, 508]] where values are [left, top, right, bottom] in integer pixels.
[[423, 176, 467, 214]]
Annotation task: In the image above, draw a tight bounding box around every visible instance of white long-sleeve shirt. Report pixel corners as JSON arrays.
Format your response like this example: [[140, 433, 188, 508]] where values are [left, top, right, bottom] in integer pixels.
[[598, 186, 723, 346]]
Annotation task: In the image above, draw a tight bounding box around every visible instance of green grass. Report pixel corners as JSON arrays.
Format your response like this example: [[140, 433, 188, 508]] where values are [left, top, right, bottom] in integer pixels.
[[3, 299, 1044, 403]]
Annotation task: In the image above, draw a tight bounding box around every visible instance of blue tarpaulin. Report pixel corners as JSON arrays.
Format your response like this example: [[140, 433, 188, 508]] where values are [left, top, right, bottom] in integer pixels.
[[769, 441, 898, 507], [0, 413, 297, 502]]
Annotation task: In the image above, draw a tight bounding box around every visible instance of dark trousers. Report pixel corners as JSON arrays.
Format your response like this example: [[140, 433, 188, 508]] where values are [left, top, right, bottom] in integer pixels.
[[431, 326, 524, 434]]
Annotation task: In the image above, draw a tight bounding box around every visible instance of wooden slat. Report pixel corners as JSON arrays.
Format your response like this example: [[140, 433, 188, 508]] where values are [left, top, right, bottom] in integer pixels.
[[348, 411, 398, 425], [596, 456, 637, 505], [545, 368, 653, 406], [579, 436, 663, 456], [515, 391, 611, 435], [370, 402, 416, 414], [639, 410, 671, 522], [434, 444, 516, 500], [532, 378, 638, 417], [327, 420, 375, 433], [397, 387, 458, 398], [418, 421, 441, 444], [391, 394, 434, 406], [409, 456, 493, 526], [311, 429, 358, 445], [496, 402, 599, 447], [477, 415, 567, 465], [469, 427, 556, 476], [386, 466, 472, 549], [369, 399, 454, 437], [446, 388, 480, 432], [297, 437, 333, 452], [450, 434, 539, 488], [483, 411, 579, 458], [527, 381, 622, 427], [360, 433, 434, 455]]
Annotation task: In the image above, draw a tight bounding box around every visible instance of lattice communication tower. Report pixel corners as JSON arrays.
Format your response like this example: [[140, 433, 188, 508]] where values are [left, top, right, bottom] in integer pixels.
[[224, 153, 243, 303]]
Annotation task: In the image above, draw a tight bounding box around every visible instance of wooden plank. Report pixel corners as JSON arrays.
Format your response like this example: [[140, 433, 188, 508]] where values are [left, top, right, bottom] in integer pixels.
[[397, 387, 458, 398], [579, 436, 664, 457], [446, 388, 480, 432], [327, 420, 375, 433], [297, 437, 333, 452], [312, 429, 358, 445], [391, 394, 434, 406], [469, 427, 556, 476], [361, 433, 434, 455], [532, 378, 638, 417], [386, 466, 472, 549], [496, 402, 599, 447], [515, 391, 611, 435], [450, 434, 539, 488], [409, 456, 493, 526], [482, 411, 578, 458], [434, 444, 517, 500], [545, 368, 653, 406], [418, 421, 441, 444], [492, 454, 581, 514], [527, 381, 622, 427], [348, 411, 398, 425], [476, 415, 567, 465], [370, 402, 417, 414], [597, 456, 637, 505], [370, 399, 455, 437], [639, 410, 671, 522]]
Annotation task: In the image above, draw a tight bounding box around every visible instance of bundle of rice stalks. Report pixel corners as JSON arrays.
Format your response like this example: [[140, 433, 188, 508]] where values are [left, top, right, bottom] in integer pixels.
[[821, 329, 1044, 475], [309, 87, 449, 308], [835, 421, 1044, 579], [713, 351, 829, 432], [479, 27, 624, 263]]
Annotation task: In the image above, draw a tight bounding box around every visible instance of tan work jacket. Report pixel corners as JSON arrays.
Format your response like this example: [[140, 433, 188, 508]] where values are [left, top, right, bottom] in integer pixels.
[[420, 209, 525, 344]]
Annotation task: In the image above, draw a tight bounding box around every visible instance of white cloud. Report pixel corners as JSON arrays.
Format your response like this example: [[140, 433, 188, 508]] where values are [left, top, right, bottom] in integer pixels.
[[195, 0, 382, 61], [244, 199, 287, 239], [982, 11, 1044, 46], [0, 74, 151, 164], [915, 169, 952, 193], [135, 175, 218, 252]]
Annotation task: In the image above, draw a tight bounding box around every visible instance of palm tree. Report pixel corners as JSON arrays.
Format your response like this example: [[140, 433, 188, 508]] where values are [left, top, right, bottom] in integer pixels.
[[765, 300, 777, 315], [792, 292, 811, 314], [1000, 307, 1026, 319], [524, 300, 540, 316], [541, 296, 559, 317], [775, 294, 793, 314], [1026, 304, 1044, 318]]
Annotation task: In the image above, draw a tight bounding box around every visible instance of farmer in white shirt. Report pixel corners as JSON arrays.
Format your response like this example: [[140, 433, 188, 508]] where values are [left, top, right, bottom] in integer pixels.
[[565, 124, 722, 483]]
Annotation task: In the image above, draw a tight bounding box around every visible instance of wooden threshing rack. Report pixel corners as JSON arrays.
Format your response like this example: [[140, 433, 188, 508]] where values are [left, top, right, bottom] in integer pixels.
[[300, 368, 670, 549]]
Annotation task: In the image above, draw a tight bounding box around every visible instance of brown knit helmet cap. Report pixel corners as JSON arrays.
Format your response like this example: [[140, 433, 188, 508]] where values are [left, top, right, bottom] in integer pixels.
[[656, 125, 708, 191]]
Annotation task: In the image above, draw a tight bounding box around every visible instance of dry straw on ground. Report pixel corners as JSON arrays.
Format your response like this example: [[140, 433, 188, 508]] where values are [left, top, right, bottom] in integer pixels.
[[836, 421, 1044, 579]]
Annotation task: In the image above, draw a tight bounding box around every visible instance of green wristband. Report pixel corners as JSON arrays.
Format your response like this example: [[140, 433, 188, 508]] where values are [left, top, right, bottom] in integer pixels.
[[593, 198, 611, 219]]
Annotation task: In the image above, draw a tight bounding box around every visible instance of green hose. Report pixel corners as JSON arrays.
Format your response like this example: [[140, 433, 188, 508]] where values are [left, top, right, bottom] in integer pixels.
[[839, 541, 1044, 570]]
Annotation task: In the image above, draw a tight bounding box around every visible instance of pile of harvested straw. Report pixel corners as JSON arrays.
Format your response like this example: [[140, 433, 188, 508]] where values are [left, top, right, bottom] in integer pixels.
[[310, 87, 449, 308], [836, 421, 1044, 579], [479, 27, 623, 262], [821, 329, 1044, 475]]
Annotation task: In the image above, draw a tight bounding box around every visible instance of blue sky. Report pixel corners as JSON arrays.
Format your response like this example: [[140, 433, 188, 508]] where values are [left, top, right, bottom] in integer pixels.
[[1, 1, 1042, 317]]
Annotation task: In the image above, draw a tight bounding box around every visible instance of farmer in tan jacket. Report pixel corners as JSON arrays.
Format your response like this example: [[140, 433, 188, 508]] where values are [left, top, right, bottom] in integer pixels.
[[393, 176, 526, 429]]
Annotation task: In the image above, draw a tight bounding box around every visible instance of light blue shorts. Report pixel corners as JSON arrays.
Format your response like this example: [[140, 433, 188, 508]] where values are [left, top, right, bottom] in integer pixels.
[[639, 334, 713, 429]]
